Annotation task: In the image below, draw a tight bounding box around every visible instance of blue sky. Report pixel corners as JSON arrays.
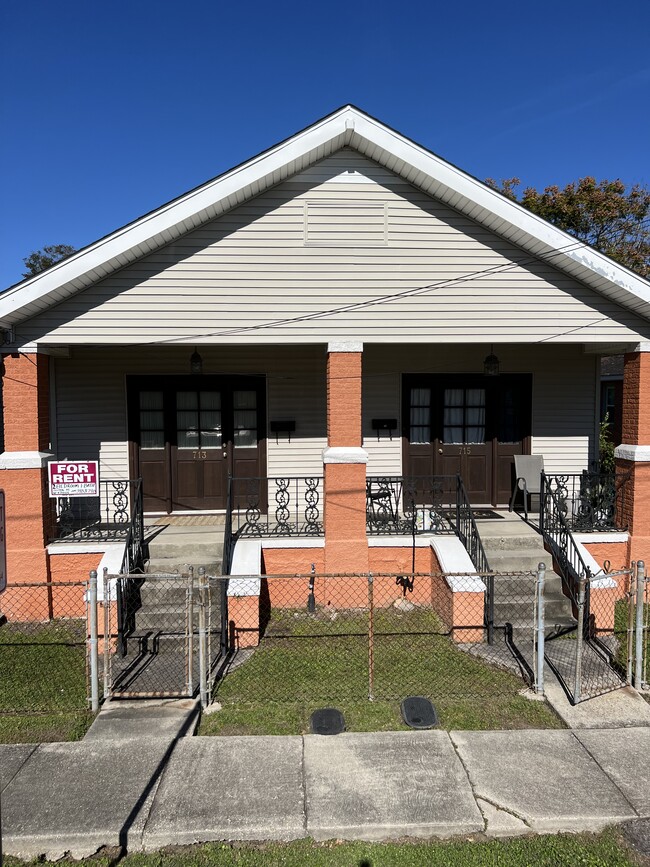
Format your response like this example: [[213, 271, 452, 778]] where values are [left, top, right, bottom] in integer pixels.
[[1, 0, 649, 289]]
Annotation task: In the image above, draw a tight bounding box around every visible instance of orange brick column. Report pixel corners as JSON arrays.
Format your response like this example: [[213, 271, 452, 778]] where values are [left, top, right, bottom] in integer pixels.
[[0, 352, 55, 612], [615, 347, 650, 566], [323, 341, 369, 574]]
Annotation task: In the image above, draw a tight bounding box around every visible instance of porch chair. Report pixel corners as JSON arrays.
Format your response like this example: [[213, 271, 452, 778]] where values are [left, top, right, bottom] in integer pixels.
[[508, 455, 544, 520]]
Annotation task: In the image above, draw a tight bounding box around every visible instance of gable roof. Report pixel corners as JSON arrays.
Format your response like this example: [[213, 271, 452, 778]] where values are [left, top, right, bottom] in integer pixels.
[[2, 105, 650, 328]]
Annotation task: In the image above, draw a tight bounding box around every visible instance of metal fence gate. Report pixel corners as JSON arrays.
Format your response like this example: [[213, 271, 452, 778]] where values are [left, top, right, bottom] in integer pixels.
[[102, 568, 227, 702], [542, 561, 648, 704]]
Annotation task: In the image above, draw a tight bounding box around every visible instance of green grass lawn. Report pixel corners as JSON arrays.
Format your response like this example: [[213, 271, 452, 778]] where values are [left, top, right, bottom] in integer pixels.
[[3, 829, 640, 866], [201, 606, 563, 735], [0, 618, 94, 742]]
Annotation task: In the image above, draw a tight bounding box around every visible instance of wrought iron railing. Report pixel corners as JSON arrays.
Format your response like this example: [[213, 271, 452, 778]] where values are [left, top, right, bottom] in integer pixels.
[[230, 476, 323, 537], [52, 479, 140, 543], [540, 473, 592, 606], [222, 476, 235, 576], [366, 475, 456, 535], [454, 477, 491, 574], [543, 471, 630, 533], [120, 478, 144, 574]]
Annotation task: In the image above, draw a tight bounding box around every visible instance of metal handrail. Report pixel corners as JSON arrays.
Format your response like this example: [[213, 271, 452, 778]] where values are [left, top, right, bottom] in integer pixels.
[[454, 476, 493, 642], [540, 472, 592, 609], [119, 478, 144, 574]]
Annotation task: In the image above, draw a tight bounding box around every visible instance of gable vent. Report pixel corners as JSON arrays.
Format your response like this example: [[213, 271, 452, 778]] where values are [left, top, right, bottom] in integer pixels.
[[304, 200, 387, 246]]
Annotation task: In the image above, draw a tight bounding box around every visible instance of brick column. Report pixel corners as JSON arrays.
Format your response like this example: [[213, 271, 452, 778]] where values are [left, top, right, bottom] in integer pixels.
[[615, 346, 650, 565], [323, 341, 369, 574], [0, 352, 54, 606]]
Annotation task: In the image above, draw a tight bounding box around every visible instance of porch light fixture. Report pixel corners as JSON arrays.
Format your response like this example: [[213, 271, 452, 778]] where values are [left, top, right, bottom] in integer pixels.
[[484, 345, 500, 377], [190, 347, 203, 375]]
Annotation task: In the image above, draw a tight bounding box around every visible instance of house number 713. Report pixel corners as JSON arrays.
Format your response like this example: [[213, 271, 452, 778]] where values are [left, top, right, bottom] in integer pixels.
[[193, 450, 207, 460]]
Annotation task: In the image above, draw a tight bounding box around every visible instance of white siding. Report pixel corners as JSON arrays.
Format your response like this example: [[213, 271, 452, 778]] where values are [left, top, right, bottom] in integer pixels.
[[21, 149, 650, 346]]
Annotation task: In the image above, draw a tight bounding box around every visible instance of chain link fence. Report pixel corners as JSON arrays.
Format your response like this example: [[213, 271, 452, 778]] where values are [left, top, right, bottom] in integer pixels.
[[214, 571, 539, 708], [0, 582, 89, 715]]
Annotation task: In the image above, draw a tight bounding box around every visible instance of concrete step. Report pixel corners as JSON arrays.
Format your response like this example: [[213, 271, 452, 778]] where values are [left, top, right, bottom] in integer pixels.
[[486, 550, 552, 573], [494, 599, 574, 628], [145, 558, 222, 575], [482, 534, 547, 552], [491, 573, 564, 594]]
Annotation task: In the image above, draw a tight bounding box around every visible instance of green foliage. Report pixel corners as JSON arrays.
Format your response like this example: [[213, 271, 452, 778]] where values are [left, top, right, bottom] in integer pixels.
[[599, 413, 616, 474], [22, 243, 76, 278], [485, 176, 650, 277]]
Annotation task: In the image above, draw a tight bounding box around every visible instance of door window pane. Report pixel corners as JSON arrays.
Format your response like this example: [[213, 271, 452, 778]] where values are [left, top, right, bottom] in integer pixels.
[[443, 387, 486, 444], [233, 390, 257, 449], [139, 391, 164, 450], [409, 388, 431, 444]]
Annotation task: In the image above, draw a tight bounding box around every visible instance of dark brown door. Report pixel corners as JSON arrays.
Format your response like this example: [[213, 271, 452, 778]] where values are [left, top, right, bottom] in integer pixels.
[[403, 374, 530, 506], [128, 376, 266, 512]]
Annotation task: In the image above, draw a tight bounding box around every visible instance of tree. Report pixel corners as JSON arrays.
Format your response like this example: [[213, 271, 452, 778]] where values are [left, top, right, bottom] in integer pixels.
[[22, 244, 77, 278], [485, 177, 650, 278]]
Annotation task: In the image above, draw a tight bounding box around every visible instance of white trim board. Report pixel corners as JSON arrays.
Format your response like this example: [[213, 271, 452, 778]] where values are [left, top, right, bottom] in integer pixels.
[[1, 106, 649, 331]]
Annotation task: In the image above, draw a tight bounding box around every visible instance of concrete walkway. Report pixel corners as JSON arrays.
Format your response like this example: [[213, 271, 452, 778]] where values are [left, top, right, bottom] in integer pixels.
[[2, 726, 650, 859]]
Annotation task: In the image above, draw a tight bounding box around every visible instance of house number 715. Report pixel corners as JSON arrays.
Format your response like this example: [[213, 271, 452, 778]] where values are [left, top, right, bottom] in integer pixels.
[[459, 446, 472, 455]]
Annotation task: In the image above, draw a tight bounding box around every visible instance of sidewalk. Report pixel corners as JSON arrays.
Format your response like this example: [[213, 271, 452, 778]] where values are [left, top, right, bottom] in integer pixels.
[[2, 725, 650, 859]]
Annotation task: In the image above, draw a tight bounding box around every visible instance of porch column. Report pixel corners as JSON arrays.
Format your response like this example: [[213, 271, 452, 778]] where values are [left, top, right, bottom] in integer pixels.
[[0, 352, 54, 601], [322, 341, 369, 574], [615, 345, 650, 565]]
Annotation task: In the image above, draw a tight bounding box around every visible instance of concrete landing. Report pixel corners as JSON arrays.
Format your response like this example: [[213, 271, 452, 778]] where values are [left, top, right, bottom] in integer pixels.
[[145, 524, 223, 574], [84, 698, 201, 741]]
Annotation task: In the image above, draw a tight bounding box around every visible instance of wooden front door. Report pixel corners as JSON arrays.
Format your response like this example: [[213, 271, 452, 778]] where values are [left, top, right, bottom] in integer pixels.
[[128, 375, 266, 512], [403, 374, 531, 506]]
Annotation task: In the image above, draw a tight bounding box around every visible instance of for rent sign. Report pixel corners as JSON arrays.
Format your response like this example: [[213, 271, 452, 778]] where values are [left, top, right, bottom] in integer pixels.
[[48, 461, 100, 497]]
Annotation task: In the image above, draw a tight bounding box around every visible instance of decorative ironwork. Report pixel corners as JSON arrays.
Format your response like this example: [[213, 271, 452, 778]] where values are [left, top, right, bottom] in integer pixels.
[[120, 479, 144, 574], [544, 471, 629, 533], [366, 475, 456, 535], [454, 477, 491, 575], [540, 474, 592, 607], [231, 476, 324, 537], [52, 479, 140, 543]]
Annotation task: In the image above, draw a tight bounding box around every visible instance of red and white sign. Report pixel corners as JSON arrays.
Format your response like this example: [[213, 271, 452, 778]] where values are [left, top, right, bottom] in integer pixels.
[[48, 461, 100, 497]]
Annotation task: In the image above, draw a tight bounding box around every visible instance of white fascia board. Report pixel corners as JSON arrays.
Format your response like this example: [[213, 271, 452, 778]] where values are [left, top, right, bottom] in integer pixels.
[[3, 104, 650, 327], [0, 107, 354, 325], [350, 113, 650, 315]]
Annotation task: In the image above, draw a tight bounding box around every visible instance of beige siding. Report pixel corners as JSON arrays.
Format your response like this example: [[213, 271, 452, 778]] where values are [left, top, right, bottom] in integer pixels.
[[53, 343, 595, 512], [363, 345, 596, 477], [21, 149, 650, 345], [53, 346, 327, 500]]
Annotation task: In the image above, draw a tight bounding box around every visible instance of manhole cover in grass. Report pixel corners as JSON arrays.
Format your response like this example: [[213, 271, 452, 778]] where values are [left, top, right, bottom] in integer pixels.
[[310, 707, 345, 735], [401, 696, 438, 729]]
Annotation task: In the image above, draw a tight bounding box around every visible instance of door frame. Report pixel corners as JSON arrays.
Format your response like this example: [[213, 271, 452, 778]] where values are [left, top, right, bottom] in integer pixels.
[[401, 373, 532, 506], [127, 373, 267, 513]]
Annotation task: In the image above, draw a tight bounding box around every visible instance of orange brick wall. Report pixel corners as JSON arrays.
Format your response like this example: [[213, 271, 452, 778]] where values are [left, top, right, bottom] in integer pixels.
[[2, 353, 50, 452], [323, 462, 369, 573], [621, 352, 650, 445], [49, 552, 103, 618], [327, 352, 362, 447], [582, 541, 630, 578]]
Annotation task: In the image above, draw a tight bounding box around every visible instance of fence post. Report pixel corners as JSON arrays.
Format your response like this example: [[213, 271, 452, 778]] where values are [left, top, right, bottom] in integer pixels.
[[198, 567, 209, 708], [368, 573, 374, 702], [627, 563, 637, 685], [536, 562, 546, 695], [635, 561, 646, 689], [574, 575, 587, 704], [88, 570, 100, 713], [102, 567, 111, 699], [187, 566, 194, 697]]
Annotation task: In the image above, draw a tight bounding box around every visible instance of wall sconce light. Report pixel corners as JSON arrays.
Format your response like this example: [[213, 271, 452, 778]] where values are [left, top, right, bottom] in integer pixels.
[[483, 345, 500, 377], [190, 347, 203, 375]]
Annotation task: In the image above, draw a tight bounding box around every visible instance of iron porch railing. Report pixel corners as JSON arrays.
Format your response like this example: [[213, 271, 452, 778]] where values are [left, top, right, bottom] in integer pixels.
[[52, 479, 142, 544], [543, 471, 630, 533], [229, 475, 324, 538], [120, 478, 144, 574], [366, 475, 457, 535]]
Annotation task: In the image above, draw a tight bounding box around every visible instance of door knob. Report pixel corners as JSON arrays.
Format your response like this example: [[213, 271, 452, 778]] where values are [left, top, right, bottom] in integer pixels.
[[438, 448, 443, 454]]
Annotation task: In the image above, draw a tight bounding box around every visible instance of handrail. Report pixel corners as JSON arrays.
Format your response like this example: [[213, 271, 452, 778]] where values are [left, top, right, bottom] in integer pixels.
[[454, 476, 490, 574], [540, 472, 592, 608], [454, 476, 493, 642], [120, 478, 144, 574], [222, 476, 235, 576]]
